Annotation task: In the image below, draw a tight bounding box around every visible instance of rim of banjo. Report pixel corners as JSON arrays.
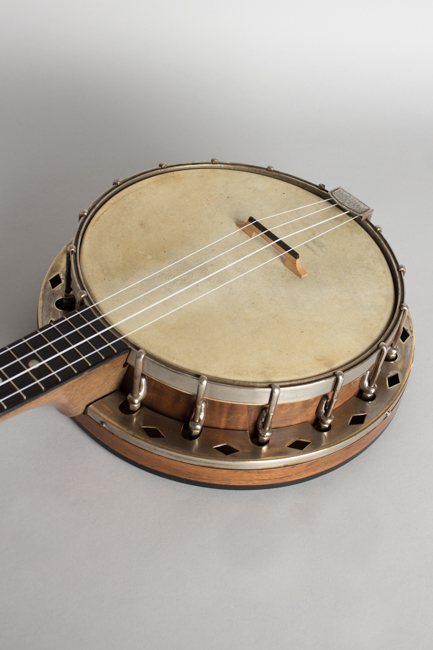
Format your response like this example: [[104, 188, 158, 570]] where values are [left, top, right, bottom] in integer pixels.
[[37, 161, 414, 488]]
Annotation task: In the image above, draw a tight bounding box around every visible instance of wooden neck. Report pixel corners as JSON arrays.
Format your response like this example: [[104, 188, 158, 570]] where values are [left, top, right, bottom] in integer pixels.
[[0, 307, 129, 422]]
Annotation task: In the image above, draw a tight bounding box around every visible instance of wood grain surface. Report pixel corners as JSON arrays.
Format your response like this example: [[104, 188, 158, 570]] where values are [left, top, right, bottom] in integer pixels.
[[124, 368, 362, 431], [75, 398, 400, 487], [0, 352, 129, 423]]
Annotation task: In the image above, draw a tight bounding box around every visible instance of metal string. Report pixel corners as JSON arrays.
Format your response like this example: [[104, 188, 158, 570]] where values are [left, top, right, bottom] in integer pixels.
[[0, 212, 355, 401], [2, 202, 335, 371], [84, 199, 330, 307], [0, 210, 345, 383], [5, 198, 329, 357]]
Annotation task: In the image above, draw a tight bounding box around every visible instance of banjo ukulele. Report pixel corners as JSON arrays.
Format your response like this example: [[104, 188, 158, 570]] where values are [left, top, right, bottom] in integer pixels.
[[0, 161, 414, 487]]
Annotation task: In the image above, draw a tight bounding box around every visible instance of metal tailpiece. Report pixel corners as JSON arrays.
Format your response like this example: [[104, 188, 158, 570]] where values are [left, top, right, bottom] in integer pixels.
[[256, 384, 281, 446], [315, 371, 344, 432], [359, 342, 389, 401], [329, 187, 373, 221], [189, 375, 207, 439], [127, 349, 147, 413], [386, 304, 408, 361]]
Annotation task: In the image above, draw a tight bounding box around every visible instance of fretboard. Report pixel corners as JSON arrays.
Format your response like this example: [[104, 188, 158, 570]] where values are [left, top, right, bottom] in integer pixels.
[[0, 307, 128, 418]]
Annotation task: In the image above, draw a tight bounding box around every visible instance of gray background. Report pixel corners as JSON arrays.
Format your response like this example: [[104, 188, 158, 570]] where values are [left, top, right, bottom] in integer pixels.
[[0, 1, 432, 648]]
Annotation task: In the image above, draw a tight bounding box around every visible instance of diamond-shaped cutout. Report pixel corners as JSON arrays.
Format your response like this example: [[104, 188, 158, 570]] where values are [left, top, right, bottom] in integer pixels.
[[349, 413, 367, 426], [387, 373, 401, 388], [49, 273, 63, 289], [400, 327, 410, 343], [288, 439, 311, 451], [214, 443, 239, 456], [141, 426, 165, 439]]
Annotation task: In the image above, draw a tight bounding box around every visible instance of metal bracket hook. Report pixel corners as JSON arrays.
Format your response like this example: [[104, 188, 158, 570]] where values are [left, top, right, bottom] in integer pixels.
[[315, 371, 344, 432], [359, 343, 389, 401], [256, 384, 280, 446], [386, 304, 408, 361], [189, 375, 207, 439], [127, 349, 147, 413]]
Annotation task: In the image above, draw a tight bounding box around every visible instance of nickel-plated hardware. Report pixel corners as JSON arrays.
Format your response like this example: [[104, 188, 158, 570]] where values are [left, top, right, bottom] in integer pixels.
[[315, 371, 344, 431], [256, 384, 281, 446], [386, 304, 408, 361], [76, 290, 87, 308], [189, 375, 207, 439], [62, 244, 76, 310], [329, 187, 373, 220], [64, 244, 76, 295], [32, 160, 413, 486], [127, 349, 147, 413], [359, 343, 389, 401]]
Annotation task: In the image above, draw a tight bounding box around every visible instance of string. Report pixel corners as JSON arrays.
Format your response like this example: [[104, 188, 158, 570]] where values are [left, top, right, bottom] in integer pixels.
[[0, 213, 355, 401], [125, 216, 358, 338], [2, 202, 337, 372], [0, 209, 346, 383], [1, 215, 357, 403], [86, 198, 330, 307], [5, 198, 329, 357]]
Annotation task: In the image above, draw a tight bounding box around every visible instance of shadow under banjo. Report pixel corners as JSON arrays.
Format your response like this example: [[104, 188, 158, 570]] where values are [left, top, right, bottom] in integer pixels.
[[0, 162, 414, 487]]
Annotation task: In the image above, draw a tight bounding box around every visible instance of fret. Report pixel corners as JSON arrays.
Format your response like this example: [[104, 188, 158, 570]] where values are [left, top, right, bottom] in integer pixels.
[[0, 358, 38, 403], [38, 321, 95, 374], [68, 305, 127, 357], [68, 311, 125, 356], [66, 314, 110, 358], [0, 372, 5, 409], [21, 343, 62, 382], [38, 324, 86, 373], [21, 335, 62, 381], [5, 345, 46, 391], [0, 364, 27, 409], [6, 340, 62, 390], [38, 331, 78, 378], [68, 319, 105, 360], [53, 319, 103, 366], [0, 371, 25, 410], [89, 321, 119, 353], [51, 324, 92, 368], [0, 306, 129, 417], [0, 307, 128, 414], [0, 348, 33, 397]]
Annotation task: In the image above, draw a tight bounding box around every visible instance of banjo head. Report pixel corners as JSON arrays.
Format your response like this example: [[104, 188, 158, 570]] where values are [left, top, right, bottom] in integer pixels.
[[79, 166, 395, 384], [38, 162, 413, 487]]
